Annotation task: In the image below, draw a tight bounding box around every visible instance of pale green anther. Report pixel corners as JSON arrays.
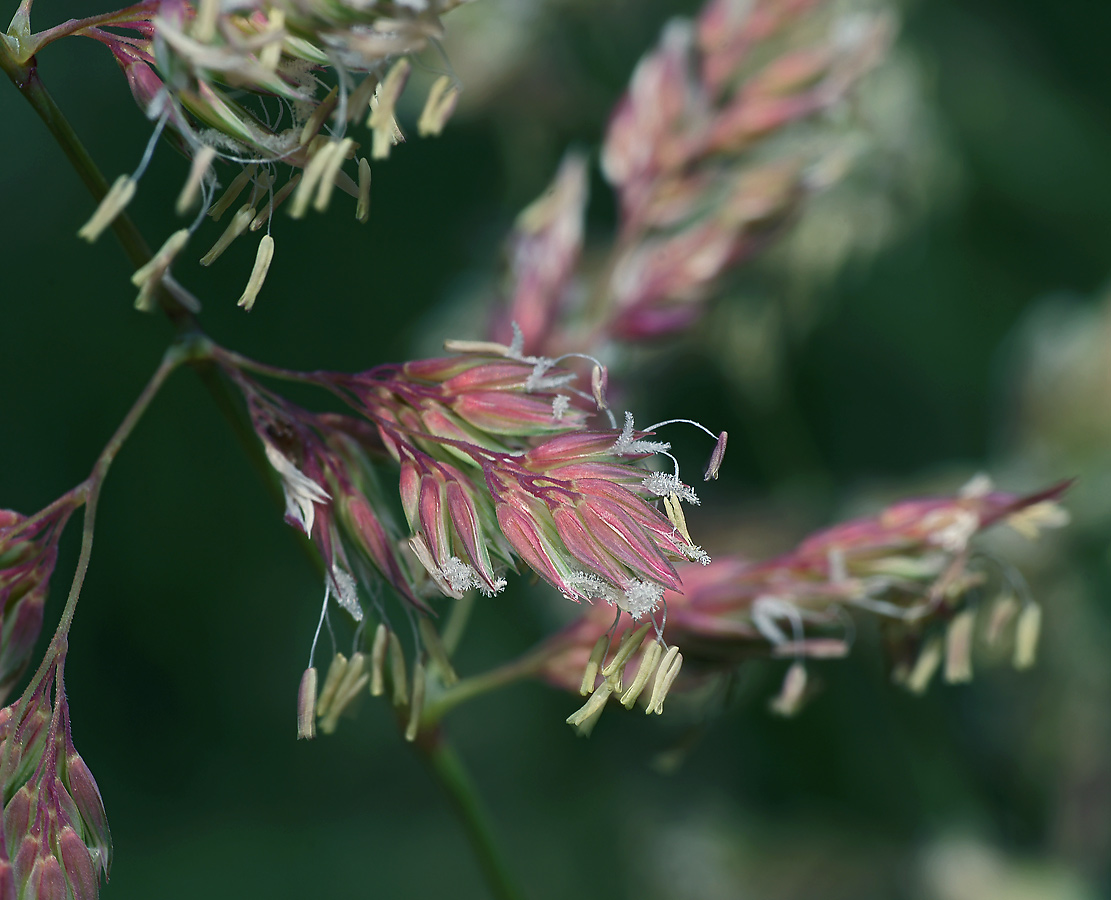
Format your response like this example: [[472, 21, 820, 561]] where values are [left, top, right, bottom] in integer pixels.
[[251, 174, 300, 231], [370, 624, 389, 697], [314, 137, 354, 213], [131, 228, 190, 311], [621, 639, 663, 709], [368, 59, 411, 130], [77, 175, 137, 243], [209, 165, 257, 222], [388, 631, 409, 706], [191, 0, 219, 42], [905, 635, 943, 695], [176, 145, 217, 215], [320, 653, 369, 735], [566, 682, 613, 731], [299, 84, 339, 147], [601, 623, 652, 679], [944, 608, 976, 684], [404, 660, 426, 742], [1013, 602, 1042, 670], [769, 661, 807, 717], [237, 234, 274, 311], [200, 203, 254, 265], [297, 667, 317, 740], [348, 74, 380, 124], [985, 592, 1020, 647], [316, 652, 348, 717], [320, 673, 370, 734], [356, 158, 372, 224], [417, 75, 458, 137], [289, 144, 336, 219], [418, 617, 458, 686], [645, 646, 681, 715], [579, 635, 609, 696], [334, 652, 367, 705]]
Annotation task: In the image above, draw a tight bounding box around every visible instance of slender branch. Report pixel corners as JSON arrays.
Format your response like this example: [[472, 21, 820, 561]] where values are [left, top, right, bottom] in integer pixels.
[[422, 650, 549, 726], [3, 341, 190, 782], [208, 344, 334, 386], [22, 2, 158, 59], [414, 730, 527, 900]]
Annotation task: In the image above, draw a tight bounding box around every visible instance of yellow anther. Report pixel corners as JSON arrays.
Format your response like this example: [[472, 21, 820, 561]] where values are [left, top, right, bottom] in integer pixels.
[[663, 494, 695, 546]]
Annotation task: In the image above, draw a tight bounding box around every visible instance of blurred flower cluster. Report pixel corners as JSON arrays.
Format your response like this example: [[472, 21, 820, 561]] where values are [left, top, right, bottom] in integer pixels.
[[537, 477, 1069, 731], [493, 0, 893, 357]]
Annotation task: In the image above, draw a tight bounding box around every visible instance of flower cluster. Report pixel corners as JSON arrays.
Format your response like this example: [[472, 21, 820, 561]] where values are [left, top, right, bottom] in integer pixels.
[[0, 506, 77, 706], [536, 478, 1069, 727], [494, 0, 892, 357], [15, 0, 466, 311], [214, 335, 721, 737], [0, 652, 111, 900]]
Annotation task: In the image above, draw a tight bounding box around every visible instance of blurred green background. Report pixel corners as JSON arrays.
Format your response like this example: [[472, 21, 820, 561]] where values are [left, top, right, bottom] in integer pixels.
[[2, 0, 1110, 897]]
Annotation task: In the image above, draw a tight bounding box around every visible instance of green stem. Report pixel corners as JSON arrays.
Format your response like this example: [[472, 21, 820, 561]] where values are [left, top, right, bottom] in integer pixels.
[[422, 651, 548, 726], [415, 730, 527, 900], [0, 38, 195, 327]]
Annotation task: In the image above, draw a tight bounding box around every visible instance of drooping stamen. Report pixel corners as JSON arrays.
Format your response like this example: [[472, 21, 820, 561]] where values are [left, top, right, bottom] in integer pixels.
[[943, 608, 976, 684], [1013, 602, 1042, 670], [388, 631, 409, 706], [297, 667, 317, 740], [356, 157, 372, 224], [237, 234, 275, 311], [620, 639, 663, 708], [404, 659, 426, 742]]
